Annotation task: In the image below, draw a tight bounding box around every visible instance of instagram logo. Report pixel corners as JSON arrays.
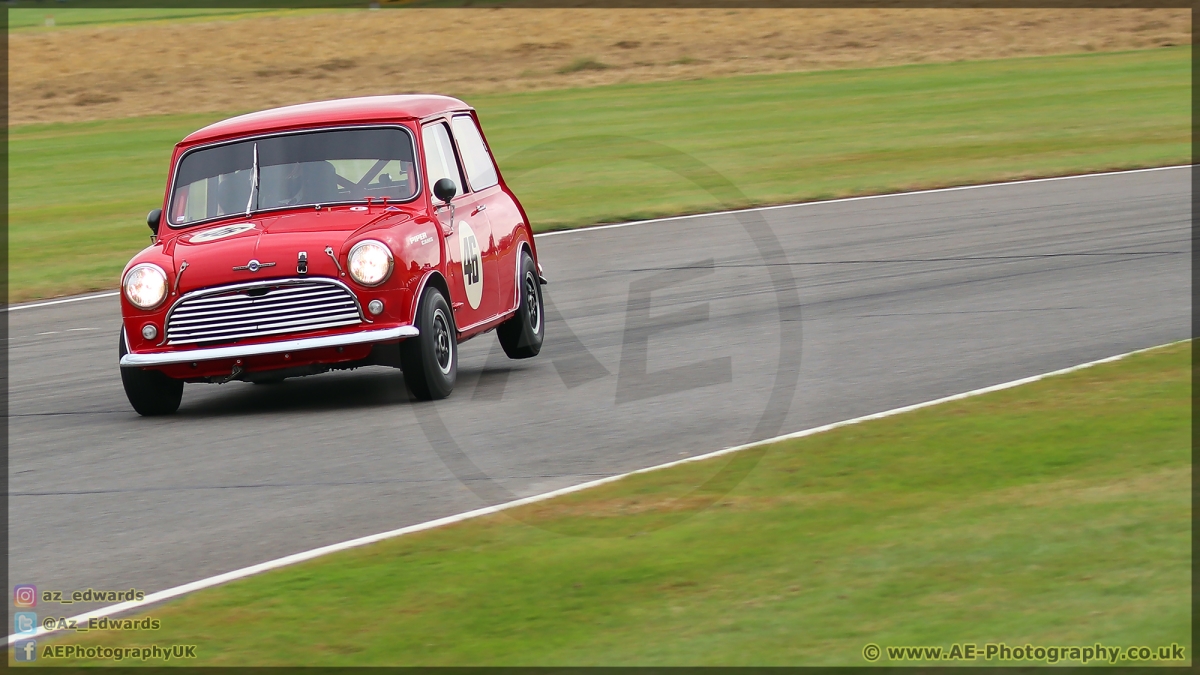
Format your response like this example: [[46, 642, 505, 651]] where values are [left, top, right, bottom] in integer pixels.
[[13, 585, 36, 608]]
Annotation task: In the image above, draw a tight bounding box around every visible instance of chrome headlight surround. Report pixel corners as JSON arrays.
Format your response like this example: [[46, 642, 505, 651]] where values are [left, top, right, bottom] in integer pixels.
[[122, 263, 169, 310], [347, 240, 394, 287]]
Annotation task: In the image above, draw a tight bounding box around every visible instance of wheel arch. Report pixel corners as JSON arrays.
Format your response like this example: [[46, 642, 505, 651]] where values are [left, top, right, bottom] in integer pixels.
[[509, 239, 535, 313], [411, 270, 452, 325]]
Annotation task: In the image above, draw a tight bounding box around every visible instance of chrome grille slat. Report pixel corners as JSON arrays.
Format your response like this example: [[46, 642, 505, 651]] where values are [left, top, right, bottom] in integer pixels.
[[169, 318, 362, 342], [180, 285, 344, 308], [171, 319, 363, 344], [170, 292, 354, 323], [168, 308, 362, 336], [165, 279, 364, 345], [175, 292, 348, 315], [169, 310, 360, 333], [169, 295, 356, 325]]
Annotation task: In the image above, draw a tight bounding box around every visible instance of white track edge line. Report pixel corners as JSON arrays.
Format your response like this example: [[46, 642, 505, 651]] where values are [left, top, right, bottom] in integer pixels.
[[7, 338, 1187, 645], [6, 164, 1190, 311], [6, 291, 120, 312]]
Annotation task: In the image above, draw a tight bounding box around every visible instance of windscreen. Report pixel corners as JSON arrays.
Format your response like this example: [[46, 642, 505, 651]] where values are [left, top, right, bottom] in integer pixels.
[[168, 127, 418, 227]]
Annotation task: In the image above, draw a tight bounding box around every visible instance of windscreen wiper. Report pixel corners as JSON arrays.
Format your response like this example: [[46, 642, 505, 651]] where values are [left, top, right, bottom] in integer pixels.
[[245, 142, 259, 217]]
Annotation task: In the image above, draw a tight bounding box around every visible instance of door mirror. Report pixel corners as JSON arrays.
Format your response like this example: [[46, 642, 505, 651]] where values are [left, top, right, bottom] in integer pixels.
[[433, 178, 457, 204], [147, 208, 162, 234]]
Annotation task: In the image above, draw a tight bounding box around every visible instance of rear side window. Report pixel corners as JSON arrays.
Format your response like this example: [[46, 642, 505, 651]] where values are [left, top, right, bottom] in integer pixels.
[[451, 115, 499, 191], [422, 123, 464, 198]]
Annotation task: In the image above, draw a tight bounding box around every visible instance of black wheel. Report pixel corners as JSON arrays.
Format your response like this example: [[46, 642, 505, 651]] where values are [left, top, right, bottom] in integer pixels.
[[400, 285, 457, 400], [497, 251, 544, 359], [119, 331, 183, 416]]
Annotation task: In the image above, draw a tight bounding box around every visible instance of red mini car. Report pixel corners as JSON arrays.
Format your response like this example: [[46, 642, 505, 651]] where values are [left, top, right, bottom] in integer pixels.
[[118, 95, 545, 416]]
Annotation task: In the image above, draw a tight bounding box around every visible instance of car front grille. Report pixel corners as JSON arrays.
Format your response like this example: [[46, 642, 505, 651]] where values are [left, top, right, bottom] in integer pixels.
[[165, 279, 363, 345]]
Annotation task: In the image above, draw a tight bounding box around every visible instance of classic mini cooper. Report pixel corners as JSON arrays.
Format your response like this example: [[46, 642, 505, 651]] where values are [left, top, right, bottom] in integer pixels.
[[118, 95, 545, 416]]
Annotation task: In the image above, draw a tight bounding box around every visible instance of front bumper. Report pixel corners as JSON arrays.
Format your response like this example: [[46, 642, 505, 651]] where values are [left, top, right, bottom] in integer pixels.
[[119, 326, 419, 367]]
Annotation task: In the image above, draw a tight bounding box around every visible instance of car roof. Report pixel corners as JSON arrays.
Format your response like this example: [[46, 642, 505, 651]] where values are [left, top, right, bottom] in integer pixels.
[[181, 95, 471, 145]]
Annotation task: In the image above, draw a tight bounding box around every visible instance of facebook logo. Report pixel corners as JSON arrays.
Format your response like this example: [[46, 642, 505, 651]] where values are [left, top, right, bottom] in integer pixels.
[[13, 612, 37, 634], [14, 639, 36, 662]]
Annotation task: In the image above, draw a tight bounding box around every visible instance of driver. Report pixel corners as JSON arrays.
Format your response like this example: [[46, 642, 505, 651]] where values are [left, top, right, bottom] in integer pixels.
[[276, 162, 305, 206]]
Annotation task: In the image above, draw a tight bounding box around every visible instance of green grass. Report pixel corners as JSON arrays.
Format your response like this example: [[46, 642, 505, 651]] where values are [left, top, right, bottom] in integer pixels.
[[9, 114, 225, 300], [32, 341, 1191, 666], [8, 46, 1189, 301], [4, 1, 481, 30], [5, 7, 329, 31]]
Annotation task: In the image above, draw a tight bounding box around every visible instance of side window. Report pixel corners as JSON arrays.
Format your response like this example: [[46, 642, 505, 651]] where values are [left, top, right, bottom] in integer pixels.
[[421, 123, 463, 198], [451, 115, 499, 191]]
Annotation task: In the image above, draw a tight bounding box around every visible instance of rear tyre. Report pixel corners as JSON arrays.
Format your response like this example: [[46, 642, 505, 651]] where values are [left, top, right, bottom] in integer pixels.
[[497, 251, 544, 359], [118, 331, 183, 416], [400, 285, 457, 400]]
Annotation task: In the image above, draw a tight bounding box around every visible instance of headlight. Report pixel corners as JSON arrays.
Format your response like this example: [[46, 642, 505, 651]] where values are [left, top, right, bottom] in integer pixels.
[[348, 240, 394, 287], [123, 263, 168, 310]]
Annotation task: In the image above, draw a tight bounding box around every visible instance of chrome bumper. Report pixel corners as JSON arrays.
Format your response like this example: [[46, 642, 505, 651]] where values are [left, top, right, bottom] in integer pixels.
[[120, 326, 419, 367]]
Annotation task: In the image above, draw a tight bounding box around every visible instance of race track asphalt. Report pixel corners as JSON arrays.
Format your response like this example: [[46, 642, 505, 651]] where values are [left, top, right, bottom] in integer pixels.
[[8, 167, 1190, 619]]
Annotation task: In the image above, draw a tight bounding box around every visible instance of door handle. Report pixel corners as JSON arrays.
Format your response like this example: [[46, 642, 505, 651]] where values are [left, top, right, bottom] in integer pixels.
[[471, 204, 487, 216]]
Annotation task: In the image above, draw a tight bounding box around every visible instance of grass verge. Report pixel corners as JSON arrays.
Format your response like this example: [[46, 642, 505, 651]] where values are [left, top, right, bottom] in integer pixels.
[[9, 46, 1189, 301], [30, 341, 1191, 666], [6, 7, 332, 31]]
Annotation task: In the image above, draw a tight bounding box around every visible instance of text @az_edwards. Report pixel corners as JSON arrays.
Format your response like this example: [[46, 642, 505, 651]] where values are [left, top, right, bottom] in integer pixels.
[[41, 616, 161, 632], [35, 588, 145, 605], [861, 642, 1187, 664]]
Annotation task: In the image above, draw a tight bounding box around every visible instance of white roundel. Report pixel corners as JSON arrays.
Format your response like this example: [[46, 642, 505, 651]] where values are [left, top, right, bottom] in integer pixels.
[[458, 221, 483, 310], [189, 222, 256, 243]]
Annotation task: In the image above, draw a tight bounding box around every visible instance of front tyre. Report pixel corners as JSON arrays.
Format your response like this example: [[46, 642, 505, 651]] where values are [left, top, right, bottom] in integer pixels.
[[497, 251, 544, 359], [118, 331, 183, 416], [400, 285, 457, 400]]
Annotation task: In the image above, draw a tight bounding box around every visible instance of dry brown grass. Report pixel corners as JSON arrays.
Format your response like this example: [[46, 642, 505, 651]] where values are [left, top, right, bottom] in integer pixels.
[[9, 7, 1190, 126]]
